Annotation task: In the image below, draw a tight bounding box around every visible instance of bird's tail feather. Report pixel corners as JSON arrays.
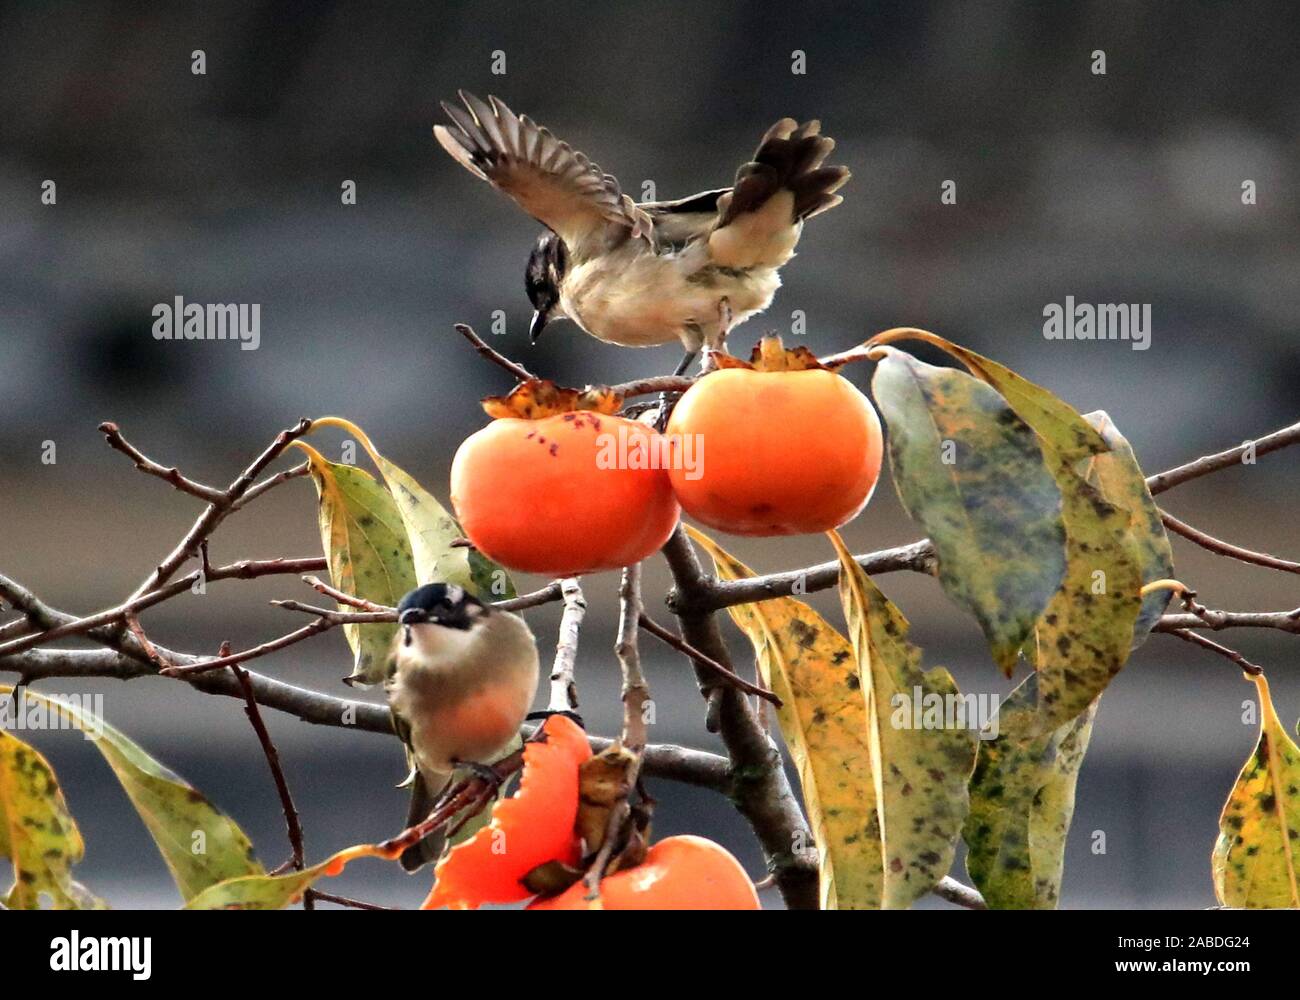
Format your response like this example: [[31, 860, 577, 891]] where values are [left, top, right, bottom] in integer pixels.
[[399, 772, 448, 873], [719, 118, 851, 228]]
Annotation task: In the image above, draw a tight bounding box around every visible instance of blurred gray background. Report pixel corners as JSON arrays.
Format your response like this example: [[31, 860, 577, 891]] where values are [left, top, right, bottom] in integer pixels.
[[1, 1, 1297, 909]]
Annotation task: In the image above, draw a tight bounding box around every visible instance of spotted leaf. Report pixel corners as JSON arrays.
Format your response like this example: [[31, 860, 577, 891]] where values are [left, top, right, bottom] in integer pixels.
[[963, 672, 1096, 908], [684, 525, 882, 910], [294, 441, 417, 685], [0, 725, 100, 909], [1213, 674, 1300, 908], [2, 686, 261, 904], [186, 843, 384, 910], [311, 417, 515, 601], [829, 529, 978, 909], [871, 347, 1066, 674], [1081, 411, 1174, 647]]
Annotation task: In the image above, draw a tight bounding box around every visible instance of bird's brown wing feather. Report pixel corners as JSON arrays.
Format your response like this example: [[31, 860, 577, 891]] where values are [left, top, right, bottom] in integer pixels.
[[435, 91, 653, 251], [708, 118, 850, 269]]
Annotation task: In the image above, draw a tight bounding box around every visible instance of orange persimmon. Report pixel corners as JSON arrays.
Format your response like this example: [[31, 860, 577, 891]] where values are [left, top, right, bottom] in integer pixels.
[[666, 338, 882, 536], [422, 714, 591, 910], [526, 835, 760, 910], [451, 380, 680, 575]]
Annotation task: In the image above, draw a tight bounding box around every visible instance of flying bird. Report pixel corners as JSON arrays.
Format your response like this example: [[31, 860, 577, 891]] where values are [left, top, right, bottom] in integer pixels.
[[435, 91, 850, 373], [386, 583, 540, 871]]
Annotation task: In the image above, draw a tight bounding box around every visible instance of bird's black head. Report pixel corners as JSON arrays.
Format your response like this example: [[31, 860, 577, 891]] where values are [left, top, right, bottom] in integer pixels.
[[525, 231, 567, 343], [397, 583, 486, 630]]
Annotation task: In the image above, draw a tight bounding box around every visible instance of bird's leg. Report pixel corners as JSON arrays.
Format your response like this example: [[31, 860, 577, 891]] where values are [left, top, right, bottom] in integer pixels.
[[671, 349, 698, 377], [700, 297, 732, 373], [525, 709, 585, 736], [452, 758, 506, 791]]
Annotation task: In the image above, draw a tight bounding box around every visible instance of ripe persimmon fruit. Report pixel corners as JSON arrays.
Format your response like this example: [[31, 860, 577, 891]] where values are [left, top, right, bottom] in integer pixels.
[[666, 337, 883, 536], [526, 835, 760, 910], [422, 714, 591, 910], [451, 380, 680, 575]]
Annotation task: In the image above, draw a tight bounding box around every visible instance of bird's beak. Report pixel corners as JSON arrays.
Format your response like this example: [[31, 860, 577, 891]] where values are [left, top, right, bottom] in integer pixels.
[[399, 608, 428, 625], [529, 308, 550, 344]]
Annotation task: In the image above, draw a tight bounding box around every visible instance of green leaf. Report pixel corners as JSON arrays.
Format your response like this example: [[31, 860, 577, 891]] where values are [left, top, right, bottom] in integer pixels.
[[185, 843, 383, 910], [3, 686, 261, 903], [311, 417, 515, 601], [963, 672, 1096, 909], [1213, 674, 1300, 908], [828, 530, 978, 909], [294, 441, 418, 686], [869, 332, 1143, 724], [871, 331, 1110, 467], [1081, 411, 1174, 647], [0, 724, 103, 909], [871, 347, 1067, 674], [683, 525, 884, 910]]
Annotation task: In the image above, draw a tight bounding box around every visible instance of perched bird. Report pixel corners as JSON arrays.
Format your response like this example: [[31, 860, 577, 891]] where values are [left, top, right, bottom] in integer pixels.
[[386, 583, 540, 871], [435, 91, 851, 373]]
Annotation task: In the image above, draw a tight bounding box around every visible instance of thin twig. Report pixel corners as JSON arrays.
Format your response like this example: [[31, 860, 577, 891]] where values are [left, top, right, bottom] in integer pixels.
[[548, 578, 585, 712], [1145, 420, 1300, 495], [1154, 609, 1300, 634], [303, 889, 398, 911], [123, 612, 171, 669], [303, 575, 390, 612], [453, 323, 537, 382], [125, 417, 314, 600], [98, 421, 228, 503], [638, 611, 781, 706], [1164, 629, 1263, 676], [160, 619, 336, 678], [230, 462, 310, 511], [231, 658, 307, 874], [1160, 509, 1300, 575], [0, 556, 327, 659]]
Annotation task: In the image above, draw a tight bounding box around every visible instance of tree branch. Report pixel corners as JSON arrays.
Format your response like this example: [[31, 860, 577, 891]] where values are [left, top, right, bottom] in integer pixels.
[[1159, 509, 1300, 575], [547, 578, 585, 713], [659, 526, 821, 910]]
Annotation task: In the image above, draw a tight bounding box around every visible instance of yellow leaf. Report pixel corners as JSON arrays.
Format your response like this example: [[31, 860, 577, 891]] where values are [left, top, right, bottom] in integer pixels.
[[683, 524, 881, 909], [827, 529, 978, 909], [1213, 674, 1300, 908], [0, 723, 101, 909]]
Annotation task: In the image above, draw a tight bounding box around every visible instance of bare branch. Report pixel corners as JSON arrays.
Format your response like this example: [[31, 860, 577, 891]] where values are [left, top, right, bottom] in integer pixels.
[[1154, 609, 1300, 634], [1145, 420, 1300, 495], [453, 323, 537, 382], [98, 421, 228, 503], [1163, 629, 1263, 676], [0, 557, 327, 659], [160, 619, 336, 678], [638, 612, 781, 706], [547, 578, 585, 713], [616, 564, 649, 753], [230, 462, 310, 511], [231, 660, 307, 872], [127, 417, 314, 600], [1160, 509, 1300, 575], [675, 538, 937, 614], [659, 526, 820, 910]]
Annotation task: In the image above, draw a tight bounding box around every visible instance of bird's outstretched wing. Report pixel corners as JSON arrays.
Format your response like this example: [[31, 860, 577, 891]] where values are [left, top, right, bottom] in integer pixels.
[[435, 91, 653, 250], [707, 118, 850, 269]]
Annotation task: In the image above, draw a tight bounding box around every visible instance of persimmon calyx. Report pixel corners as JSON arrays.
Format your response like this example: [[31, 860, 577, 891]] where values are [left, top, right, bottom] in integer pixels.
[[712, 334, 839, 373], [481, 379, 623, 419]]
